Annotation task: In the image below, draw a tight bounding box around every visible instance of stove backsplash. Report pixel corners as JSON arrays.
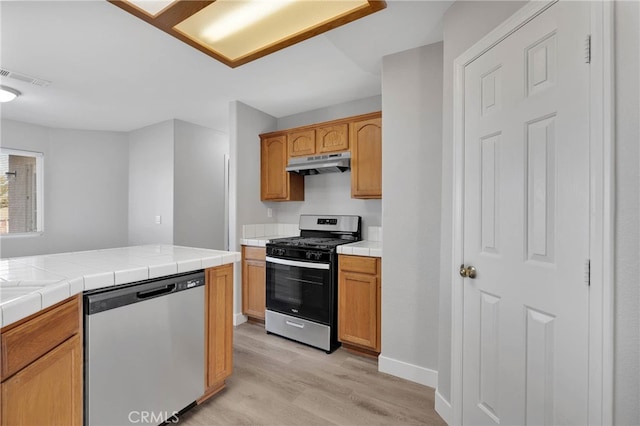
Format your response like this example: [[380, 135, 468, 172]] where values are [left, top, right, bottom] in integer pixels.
[[367, 226, 382, 242], [242, 223, 381, 241], [242, 223, 299, 239]]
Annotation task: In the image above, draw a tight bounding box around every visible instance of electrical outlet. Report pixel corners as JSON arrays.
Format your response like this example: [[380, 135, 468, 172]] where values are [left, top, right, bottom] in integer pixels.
[[155, 215, 162, 225], [267, 208, 273, 218]]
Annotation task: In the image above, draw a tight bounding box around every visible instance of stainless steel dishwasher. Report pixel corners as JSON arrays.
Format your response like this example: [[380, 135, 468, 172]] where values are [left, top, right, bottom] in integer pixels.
[[84, 271, 205, 426]]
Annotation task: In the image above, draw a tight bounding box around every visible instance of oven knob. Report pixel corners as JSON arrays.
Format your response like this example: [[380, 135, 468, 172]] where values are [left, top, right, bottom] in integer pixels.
[[314, 252, 322, 260], [305, 251, 312, 259]]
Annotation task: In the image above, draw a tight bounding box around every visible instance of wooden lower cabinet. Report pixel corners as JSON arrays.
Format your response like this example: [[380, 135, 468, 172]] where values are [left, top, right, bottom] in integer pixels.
[[2, 335, 82, 426], [0, 296, 82, 426], [242, 246, 266, 321], [338, 255, 381, 355], [200, 264, 234, 402]]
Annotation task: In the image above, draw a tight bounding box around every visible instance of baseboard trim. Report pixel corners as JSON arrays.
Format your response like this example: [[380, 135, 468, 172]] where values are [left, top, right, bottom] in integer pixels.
[[233, 313, 248, 326], [378, 355, 438, 388], [435, 388, 452, 425]]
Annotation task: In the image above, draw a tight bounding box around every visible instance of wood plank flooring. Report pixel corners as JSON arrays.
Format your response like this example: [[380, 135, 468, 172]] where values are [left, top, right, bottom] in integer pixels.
[[179, 322, 446, 426]]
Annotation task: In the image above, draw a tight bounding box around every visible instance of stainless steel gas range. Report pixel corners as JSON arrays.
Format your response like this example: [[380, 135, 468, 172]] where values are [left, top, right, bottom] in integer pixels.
[[265, 214, 361, 353]]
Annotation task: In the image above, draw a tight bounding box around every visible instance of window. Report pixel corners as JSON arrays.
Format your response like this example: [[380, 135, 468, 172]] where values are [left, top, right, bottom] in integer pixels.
[[0, 149, 43, 235]]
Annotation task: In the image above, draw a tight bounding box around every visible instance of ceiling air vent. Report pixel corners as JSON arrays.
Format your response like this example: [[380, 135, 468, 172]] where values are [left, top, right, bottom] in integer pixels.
[[0, 68, 51, 87]]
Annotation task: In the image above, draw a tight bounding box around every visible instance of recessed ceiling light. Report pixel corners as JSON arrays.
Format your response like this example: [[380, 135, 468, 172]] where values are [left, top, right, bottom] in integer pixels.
[[0, 86, 21, 103], [109, 0, 386, 68]]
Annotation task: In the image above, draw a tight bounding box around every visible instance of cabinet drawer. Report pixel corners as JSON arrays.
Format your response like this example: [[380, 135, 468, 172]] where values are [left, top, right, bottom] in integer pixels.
[[339, 255, 378, 275], [243, 246, 266, 261], [1, 296, 80, 380]]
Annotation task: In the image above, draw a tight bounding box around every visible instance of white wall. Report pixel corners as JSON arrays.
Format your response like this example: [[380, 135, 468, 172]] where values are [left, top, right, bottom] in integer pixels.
[[173, 119, 228, 250], [273, 96, 383, 236], [0, 119, 129, 258], [436, 1, 526, 406], [613, 1, 639, 423], [128, 120, 174, 245], [379, 43, 443, 386], [229, 101, 277, 322]]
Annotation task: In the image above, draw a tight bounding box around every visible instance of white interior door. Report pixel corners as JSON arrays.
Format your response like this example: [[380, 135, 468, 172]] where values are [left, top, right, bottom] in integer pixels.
[[461, 2, 591, 425]]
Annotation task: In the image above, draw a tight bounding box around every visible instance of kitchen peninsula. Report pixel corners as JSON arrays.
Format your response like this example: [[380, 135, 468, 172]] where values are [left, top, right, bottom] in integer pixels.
[[0, 244, 240, 426]]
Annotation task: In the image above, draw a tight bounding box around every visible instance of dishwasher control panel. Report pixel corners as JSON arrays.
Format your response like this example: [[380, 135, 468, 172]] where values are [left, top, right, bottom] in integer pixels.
[[183, 277, 204, 290], [84, 270, 205, 315]]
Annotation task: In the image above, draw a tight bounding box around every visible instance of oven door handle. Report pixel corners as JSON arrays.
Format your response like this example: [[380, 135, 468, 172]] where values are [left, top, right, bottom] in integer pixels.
[[266, 256, 330, 270]]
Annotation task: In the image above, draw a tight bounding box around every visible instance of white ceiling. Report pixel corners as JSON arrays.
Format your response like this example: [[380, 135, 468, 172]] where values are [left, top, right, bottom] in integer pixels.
[[0, 0, 452, 134]]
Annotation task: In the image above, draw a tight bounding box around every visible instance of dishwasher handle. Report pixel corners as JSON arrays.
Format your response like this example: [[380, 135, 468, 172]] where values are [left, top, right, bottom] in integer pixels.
[[137, 284, 176, 299]]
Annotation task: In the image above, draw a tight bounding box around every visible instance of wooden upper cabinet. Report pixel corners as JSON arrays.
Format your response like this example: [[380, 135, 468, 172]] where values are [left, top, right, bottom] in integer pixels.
[[259, 111, 381, 202], [350, 114, 382, 199], [261, 133, 304, 201], [288, 129, 316, 157], [288, 123, 348, 158], [317, 123, 349, 154]]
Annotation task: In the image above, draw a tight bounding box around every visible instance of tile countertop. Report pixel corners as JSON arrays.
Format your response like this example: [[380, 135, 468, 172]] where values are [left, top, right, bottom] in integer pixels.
[[337, 240, 382, 258], [0, 244, 240, 328]]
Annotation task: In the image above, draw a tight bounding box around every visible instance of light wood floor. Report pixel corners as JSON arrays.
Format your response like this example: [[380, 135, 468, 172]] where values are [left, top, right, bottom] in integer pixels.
[[179, 322, 446, 426]]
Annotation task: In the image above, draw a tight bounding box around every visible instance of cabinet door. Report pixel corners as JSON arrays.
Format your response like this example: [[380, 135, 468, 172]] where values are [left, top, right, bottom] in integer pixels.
[[205, 264, 234, 389], [261, 134, 288, 200], [338, 270, 379, 351], [242, 247, 266, 320], [350, 116, 382, 199], [317, 124, 349, 154], [261, 134, 304, 201], [2, 334, 82, 426], [288, 129, 316, 157]]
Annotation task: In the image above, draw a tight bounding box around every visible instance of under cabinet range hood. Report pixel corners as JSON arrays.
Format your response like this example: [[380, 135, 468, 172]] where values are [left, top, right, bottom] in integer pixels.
[[286, 152, 351, 176]]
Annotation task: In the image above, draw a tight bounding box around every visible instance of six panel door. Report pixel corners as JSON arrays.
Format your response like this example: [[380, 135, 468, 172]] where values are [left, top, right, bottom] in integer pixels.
[[461, 3, 591, 424]]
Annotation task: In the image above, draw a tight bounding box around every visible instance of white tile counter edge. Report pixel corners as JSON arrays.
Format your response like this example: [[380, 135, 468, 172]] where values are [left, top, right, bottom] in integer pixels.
[[337, 241, 383, 258], [239, 235, 292, 247], [0, 244, 240, 328]]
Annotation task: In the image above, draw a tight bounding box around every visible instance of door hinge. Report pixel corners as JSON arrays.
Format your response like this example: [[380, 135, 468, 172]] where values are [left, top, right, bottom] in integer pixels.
[[585, 35, 591, 64], [585, 259, 591, 286]]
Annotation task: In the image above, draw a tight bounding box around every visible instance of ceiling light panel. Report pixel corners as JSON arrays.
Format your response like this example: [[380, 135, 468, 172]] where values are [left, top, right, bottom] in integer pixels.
[[110, 0, 386, 68], [127, 0, 177, 16], [175, 0, 369, 61]]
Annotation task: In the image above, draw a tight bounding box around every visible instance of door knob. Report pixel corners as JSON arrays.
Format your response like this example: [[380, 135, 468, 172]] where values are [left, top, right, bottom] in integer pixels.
[[459, 264, 477, 279]]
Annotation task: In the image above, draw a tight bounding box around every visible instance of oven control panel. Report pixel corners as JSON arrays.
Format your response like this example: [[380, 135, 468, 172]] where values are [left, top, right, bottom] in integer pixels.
[[266, 246, 333, 263], [269, 247, 287, 257], [317, 218, 338, 225], [305, 251, 324, 261]]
